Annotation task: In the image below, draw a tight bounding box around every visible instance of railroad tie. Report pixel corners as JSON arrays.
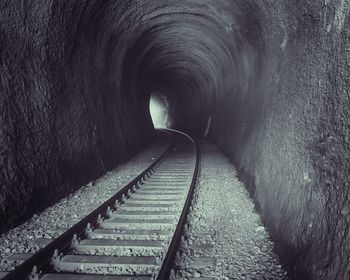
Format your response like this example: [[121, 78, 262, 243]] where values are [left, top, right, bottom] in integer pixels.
[[2, 130, 199, 280]]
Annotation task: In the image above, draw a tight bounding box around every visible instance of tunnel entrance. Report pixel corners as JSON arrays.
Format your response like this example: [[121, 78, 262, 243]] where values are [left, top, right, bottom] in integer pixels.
[[149, 92, 171, 128]]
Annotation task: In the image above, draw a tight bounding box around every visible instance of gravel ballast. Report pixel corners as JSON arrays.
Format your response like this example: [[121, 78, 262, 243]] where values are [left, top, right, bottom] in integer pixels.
[[173, 140, 290, 280], [0, 133, 170, 272]]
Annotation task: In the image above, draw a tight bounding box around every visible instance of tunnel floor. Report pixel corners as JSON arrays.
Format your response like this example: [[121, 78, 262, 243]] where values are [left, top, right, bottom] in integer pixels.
[[0, 136, 169, 272], [173, 140, 288, 279], [0, 137, 288, 279]]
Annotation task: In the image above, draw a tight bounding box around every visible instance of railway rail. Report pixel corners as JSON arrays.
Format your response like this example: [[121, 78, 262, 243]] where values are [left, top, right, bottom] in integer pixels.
[[1, 130, 199, 280]]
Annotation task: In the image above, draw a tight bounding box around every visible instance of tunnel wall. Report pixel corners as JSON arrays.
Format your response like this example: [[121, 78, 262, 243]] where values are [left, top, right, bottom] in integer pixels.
[[0, 1, 154, 232], [208, 1, 350, 280]]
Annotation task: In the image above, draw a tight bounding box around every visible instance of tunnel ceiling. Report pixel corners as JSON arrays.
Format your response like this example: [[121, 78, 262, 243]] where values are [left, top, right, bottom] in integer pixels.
[[76, 0, 263, 134]]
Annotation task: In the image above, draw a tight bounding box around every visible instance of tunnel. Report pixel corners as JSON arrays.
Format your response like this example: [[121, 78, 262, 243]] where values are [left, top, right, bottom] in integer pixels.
[[0, 1, 350, 279]]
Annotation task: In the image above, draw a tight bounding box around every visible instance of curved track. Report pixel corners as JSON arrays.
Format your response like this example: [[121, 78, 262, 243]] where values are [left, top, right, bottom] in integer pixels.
[[2, 130, 199, 280]]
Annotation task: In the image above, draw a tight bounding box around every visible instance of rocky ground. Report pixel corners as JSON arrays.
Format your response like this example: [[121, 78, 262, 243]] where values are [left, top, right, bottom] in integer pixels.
[[0, 134, 170, 272], [1, 136, 290, 279], [173, 140, 290, 280]]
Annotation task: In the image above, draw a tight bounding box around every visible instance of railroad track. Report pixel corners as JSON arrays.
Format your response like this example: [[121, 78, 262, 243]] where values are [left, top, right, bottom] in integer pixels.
[[1, 130, 199, 280]]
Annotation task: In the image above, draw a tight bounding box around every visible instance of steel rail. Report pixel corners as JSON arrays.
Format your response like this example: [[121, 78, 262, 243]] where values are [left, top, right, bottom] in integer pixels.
[[2, 130, 174, 280], [156, 130, 200, 279]]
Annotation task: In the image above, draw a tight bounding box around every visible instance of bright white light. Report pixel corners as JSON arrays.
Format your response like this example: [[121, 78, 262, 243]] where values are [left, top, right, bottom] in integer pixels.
[[149, 92, 170, 128]]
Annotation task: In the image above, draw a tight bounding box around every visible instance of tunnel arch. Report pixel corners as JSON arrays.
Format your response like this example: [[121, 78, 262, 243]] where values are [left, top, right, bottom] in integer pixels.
[[113, 0, 264, 136], [0, 0, 267, 242]]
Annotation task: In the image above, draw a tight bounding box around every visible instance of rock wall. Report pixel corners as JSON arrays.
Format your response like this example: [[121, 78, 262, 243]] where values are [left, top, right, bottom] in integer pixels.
[[0, 0, 154, 232], [209, 1, 350, 279]]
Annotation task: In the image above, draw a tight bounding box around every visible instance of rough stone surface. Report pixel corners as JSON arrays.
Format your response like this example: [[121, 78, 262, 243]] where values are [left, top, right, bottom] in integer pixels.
[[0, 0, 156, 232], [208, 2, 350, 280], [174, 141, 288, 279]]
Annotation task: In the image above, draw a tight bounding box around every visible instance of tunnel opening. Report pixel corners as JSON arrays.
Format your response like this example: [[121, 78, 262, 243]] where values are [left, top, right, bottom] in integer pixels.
[[149, 91, 171, 129]]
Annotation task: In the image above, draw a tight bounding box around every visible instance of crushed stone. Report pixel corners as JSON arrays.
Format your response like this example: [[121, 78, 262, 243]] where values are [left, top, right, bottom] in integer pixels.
[[173, 140, 290, 280], [0, 134, 170, 272]]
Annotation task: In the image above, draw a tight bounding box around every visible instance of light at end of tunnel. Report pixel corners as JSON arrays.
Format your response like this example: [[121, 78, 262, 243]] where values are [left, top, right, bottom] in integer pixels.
[[149, 92, 171, 129]]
